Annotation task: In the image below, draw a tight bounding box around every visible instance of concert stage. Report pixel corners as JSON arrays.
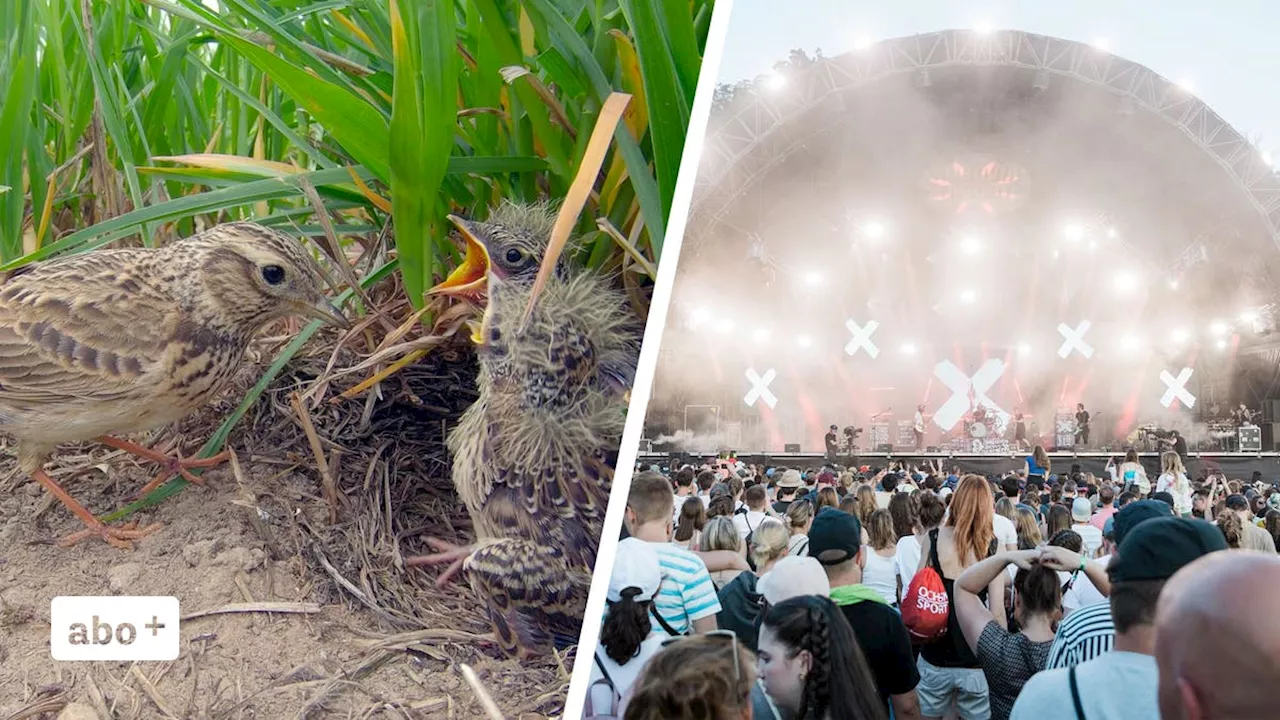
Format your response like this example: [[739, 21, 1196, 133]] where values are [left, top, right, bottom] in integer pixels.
[[638, 451, 1280, 481]]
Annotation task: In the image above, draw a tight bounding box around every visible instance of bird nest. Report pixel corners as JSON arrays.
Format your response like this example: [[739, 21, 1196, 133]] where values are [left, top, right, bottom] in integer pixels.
[[218, 315, 570, 714]]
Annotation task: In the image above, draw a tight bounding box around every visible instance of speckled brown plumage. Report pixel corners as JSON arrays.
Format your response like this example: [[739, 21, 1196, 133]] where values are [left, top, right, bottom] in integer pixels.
[[0, 222, 345, 547], [411, 203, 639, 655]]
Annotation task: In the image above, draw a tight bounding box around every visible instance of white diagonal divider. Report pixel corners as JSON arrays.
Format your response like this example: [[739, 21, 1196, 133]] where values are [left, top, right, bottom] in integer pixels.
[[933, 358, 1008, 430], [845, 319, 880, 358], [1058, 320, 1094, 359], [1159, 367, 1196, 408], [744, 367, 778, 409]]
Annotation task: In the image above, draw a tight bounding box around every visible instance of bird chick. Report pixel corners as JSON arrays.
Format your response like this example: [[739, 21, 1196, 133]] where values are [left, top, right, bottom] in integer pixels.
[[410, 203, 639, 655], [0, 222, 347, 548]]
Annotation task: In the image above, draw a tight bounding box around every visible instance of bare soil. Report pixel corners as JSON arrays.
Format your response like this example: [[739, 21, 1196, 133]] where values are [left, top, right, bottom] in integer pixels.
[[0, 345, 569, 719]]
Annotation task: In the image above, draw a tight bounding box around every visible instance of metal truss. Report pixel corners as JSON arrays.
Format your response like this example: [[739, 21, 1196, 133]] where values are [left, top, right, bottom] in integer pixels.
[[688, 28, 1280, 254]]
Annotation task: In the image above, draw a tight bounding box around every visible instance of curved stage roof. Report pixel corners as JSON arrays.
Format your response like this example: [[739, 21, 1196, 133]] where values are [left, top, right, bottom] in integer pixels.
[[679, 29, 1280, 324]]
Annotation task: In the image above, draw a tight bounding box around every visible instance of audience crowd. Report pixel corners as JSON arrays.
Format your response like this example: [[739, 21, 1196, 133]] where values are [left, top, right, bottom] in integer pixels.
[[586, 449, 1280, 719]]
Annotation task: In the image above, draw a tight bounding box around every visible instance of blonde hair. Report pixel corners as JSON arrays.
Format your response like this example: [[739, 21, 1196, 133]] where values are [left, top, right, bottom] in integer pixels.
[[1015, 506, 1042, 550], [785, 499, 814, 534], [865, 509, 896, 552], [1161, 451, 1185, 476], [749, 520, 791, 568], [700, 516, 740, 553], [854, 484, 878, 525], [1217, 510, 1244, 549]]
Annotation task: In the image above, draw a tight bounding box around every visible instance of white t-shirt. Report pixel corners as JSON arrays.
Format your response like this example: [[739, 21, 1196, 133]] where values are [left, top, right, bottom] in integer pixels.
[[672, 493, 690, 523], [587, 634, 666, 713], [993, 512, 1018, 549], [895, 535, 922, 592], [1073, 522, 1104, 558], [1010, 651, 1158, 720], [862, 550, 899, 605], [733, 510, 769, 540], [1156, 472, 1192, 515], [1068, 554, 1109, 610]]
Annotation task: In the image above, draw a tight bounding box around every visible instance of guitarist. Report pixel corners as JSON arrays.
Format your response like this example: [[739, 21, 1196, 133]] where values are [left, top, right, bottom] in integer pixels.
[[913, 404, 930, 450], [1074, 402, 1091, 447]]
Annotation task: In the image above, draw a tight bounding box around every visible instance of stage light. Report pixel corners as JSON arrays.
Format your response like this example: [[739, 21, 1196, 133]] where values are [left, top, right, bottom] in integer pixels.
[[1240, 310, 1259, 324], [803, 270, 823, 287], [863, 220, 886, 238], [690, 305, 712, 328], [960, 235, 982, 255], [1017, 343, 1031, 357], [1089, 240, 1098, 250], [1172, 328, 1189, 343], [766, 72, 786, 90], [752, 327, 771, 342], [1210, 321, 1228, 336], [960, 289, 976, 303], [853, 34, 874, 50], [1107, 227, 1118, 238], [1113, 271, 1137, 293], [973, 20, 993, 34], [1063, 224, 1084, 241], [717, 319, 736, 335], [1169, 279, 1179, 290], [1177, 77, 1195, 92], [797, 334, 813, 348], [1120, 335, 1140, 352], [901, 342, 917, 355], [1217, 339, 1228, 349]]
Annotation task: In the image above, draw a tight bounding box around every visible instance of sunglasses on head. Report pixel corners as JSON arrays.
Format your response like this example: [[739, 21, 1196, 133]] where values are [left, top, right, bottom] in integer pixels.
[[662, 629, 742, 685]]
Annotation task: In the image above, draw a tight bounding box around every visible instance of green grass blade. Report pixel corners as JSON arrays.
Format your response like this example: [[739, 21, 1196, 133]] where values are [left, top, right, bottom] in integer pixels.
[[616, 0, 689, 222], [390, 0, 459, 310], [217, 33, 392, 183], [0, 0, 37, 259]]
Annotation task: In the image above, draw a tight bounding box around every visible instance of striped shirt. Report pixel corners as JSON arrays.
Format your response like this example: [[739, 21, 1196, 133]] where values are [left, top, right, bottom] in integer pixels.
[[650, 542, 722, 634], [1045, 601, 1114, 669]]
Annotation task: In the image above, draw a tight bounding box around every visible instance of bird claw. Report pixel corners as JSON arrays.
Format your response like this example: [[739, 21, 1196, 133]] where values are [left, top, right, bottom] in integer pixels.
[[405, 538, 475, 588], [130, 450, 230, 500], [57, 520, 162, 550]]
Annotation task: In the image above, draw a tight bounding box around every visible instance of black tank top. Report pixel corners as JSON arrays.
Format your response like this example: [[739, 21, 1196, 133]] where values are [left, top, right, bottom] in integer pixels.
[[920, 527, 998, 668]]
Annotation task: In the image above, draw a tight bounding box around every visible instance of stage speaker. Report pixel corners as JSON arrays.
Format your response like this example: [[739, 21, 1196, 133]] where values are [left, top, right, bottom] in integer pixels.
[[926, 446, 941, 453], [1267, 400, 1280, 422], [638, 438, 653, 453], [876, 443, 893, 453], [783, 443, 801, 453], [1240, 426, 1262, 453]]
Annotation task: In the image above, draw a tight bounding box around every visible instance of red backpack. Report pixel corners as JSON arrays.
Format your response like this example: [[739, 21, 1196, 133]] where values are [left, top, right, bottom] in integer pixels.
[[901, 528, 950, 642]]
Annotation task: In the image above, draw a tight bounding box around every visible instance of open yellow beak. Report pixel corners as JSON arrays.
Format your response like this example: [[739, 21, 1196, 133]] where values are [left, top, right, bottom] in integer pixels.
[[429, 215, 490, 300]]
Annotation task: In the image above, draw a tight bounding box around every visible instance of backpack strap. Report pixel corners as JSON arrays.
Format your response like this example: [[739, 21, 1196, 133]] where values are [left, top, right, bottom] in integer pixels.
[[586, 652, 621, 717], [650, 603, 685, 637], [1069, 664, 1087, 720], [928, 527, 942, 573]]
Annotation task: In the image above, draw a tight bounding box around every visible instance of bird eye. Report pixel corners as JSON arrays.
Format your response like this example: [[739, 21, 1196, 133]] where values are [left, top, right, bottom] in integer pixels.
[[505, 248, 524, 264], [262, 265, 286, 285]]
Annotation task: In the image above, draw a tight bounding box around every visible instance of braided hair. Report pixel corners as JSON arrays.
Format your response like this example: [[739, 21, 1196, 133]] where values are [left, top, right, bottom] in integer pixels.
[[761, 596, 886, 720], [600, 586, 652, 664]]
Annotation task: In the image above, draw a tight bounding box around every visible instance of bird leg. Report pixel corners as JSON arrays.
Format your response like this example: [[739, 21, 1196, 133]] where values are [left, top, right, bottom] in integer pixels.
[[96, 435, 229, 496], [405, 538, 476, 587], [30, 469, 161, 550]]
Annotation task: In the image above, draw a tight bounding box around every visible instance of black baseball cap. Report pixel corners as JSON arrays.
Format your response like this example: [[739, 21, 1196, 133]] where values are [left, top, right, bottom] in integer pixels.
[[1108, 517, 1227, 583], [1111, 499, 1173, 546], [1225, 494, 1249, 511], [808, 507, 862, 565]]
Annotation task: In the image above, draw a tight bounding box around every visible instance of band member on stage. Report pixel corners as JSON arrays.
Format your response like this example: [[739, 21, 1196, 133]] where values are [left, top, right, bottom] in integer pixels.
[[913, 404, 927, 450], [825, 424, 839, 462], [1075, 402, 1091, 447], [1169, 429, 1189, 462], [1232, 403, 1254, 427], [1013, 408, 1029, 450]]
